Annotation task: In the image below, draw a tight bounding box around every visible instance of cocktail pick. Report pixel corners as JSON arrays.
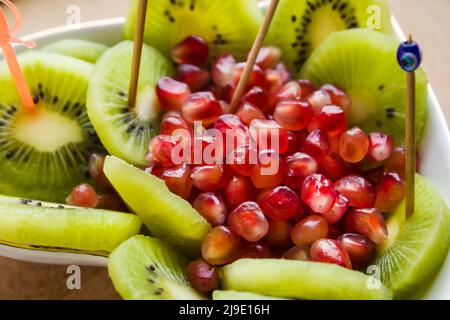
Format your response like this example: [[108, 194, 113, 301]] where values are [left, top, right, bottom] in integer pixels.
[[128, 0, 148, 109], [0, 0, 36, 113], [229, 0, 280, 113], [397, 34, 422, 218]]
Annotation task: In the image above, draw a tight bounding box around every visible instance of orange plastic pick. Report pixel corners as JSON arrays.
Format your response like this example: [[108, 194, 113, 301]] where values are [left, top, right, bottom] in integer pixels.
[[0, 0, 36, 113]]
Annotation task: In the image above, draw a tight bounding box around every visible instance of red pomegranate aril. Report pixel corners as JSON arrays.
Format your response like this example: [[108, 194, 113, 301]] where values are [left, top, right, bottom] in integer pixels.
[[276, 63, 292, 83], [259, 186, 300, 221], [301, 174, 336, 214], [310, 239, 352, 269], [227, 201, 269, 242], [264, 220, 292, 247], [144, 163, 164, 178], [215, 115, 249, 156], [338, 233, 374, 270], [385, 146, 406, 177], [150, 135, 180, 167], [223, 175, 256, 210], [176, 64, 210, 91], [97, 193, 127, 212], [374, 172, 406, 212], [368, 132, 394, 162], [162, 163, 193, 199], [319, 153, 350, 182], [191, 164, 226, 191], [242, 86, 269, 109], [291, 215, 329, 246], [201, 226, 241, 265], [182, 91, 223, 125], [156, 77, 191, 111], [321, 194, 348, 224], [286, 131, 298, 155], [329, 135, 341, 154], [296, 131, 308, 149], [190, 133, 223, 165], [251, 149, 284, 189], [66, 183, 98, 208], [211, 53, 236, 87], [274, 100, 313, 132], [283, 152, 318, 189], [88, 153, 112, 189], [240, 242, 272, 259], [236, 102, 266, 126], [334, 175, 375, 208], [339, 127, 369, 163], [344, 208, 388, 244], [275, 81, 301, 102], [193, 192, 227, 226], [308, 105, 347, 138], [232, 62, 269, 90], [307, 90, 332, 115], [171, 35, 209, 66], [302, 129, 331, 163], [298, 80, 316, 99], [321, 84, 351, 113], [160, 111, 193, 137], [265, 69, 284, 99], [187, 259, 219, 293], [249, 119, 288, 153], [282, 245, 311, 261], [227, 145, 255, 177], [255, 46, 282, 70]]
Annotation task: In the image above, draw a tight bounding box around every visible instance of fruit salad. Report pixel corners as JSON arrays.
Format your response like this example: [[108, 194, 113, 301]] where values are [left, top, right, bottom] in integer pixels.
[[0, 0, 448, 300]]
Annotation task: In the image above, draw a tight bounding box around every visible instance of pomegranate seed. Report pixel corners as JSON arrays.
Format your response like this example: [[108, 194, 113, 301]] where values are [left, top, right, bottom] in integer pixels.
[[150, 135, 180, 167], [302, 129, 331, 163], [211, 53, 236, 87], [291, 215, 329, 246], [223, 175, 256, 210], [242, 86, 269, 110], [88, 153, 112, 189], [193, 192, 227, 226], [171, 35, 209, 66], [286, 132, 298, 155], [187, 259, 219, 293], [339, 127, 369, 163], [310, 239, 352, 269], [385, 146, 406, 177], [319, 154, 350, 181], [265, 69, 284, 98], [176, 64, 210, 91], [344, 208, 388, 244], [295, 131, 308, 149], [160, 111, 193, 137], [298, 80, 317, 99], [274, 81, 301, 102], [190, 133, 223, 165], [307, 90, 332, 115], [301, 174, 336, 214], [162, 163, 193, 199], [201, 226, 241, 265], [227, 145, 255, 177], [66, 183, 98, 208], [97, 193, 127, 211], [156, 77, 191, 111], [264, 220, 292, 247], [329, 135, 341, 154], [191, 164, 226, 191], [144, 163, 164, 178], [374, 172, 405, 212], [290, 201, 309, 224], [251, 149, 284, 189], [182, 91, 223, 125], [232, 63, 269, 91], [214, 114, 249, 156], [320, 194, 348, 224], [338, 233, 374, 270], [236, 102, 266, 126], [308, 105, 347, 138], [258, 186, 299, 221], [368, 132, 394, 162], [274, 100, 313, 132], [227, 202, 269, 242], [321, 84, 351, 113], [255, 46, 281, 70], [240, 242, 272, 259], [276, 63, 292, 83], [282, 246, 311, 261], [283, 152, 318, 189], [249, 119, 288, 153], [334, 175, 375, 208]]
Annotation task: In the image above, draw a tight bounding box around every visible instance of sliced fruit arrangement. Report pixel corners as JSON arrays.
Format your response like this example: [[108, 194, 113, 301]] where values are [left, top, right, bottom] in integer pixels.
[[213, 290, 288, 300], [42, 39, 108, 63], [108, 235, 205, 300], [301, 29, 428, 144], [87, 41, 174, 166], [0, 195, 141, 254], [0, 52, 103, 202], [124, 0, 263, 60], [267, 0, 393, 74]]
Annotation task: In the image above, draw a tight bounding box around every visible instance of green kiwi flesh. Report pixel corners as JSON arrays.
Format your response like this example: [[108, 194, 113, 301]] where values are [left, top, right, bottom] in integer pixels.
[[42, 39, 108, 63], [103, 156, 211, 257], [87, 41, 174, 166], [267, 0, 393, 74], [301, 29, 428, 144], [0, 52, 103, 202], [213, 290, 288, 300], [374, 174, 450, 299], [221, 259, 393, 300], [108, 235, 205, 300], [124, 0, 263, 60], [0, 195, 142, 254]]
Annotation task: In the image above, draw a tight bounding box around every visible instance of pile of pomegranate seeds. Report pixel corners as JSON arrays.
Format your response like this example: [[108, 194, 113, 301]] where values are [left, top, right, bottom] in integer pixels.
[[145, 36, 410, 293]]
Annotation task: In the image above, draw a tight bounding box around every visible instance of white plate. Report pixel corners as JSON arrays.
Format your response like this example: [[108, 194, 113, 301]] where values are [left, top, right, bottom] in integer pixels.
[[1, 15, 449, 299]]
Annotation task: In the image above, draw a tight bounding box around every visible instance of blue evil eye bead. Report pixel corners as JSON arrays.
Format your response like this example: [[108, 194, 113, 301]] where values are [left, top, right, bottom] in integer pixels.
[[397, 41, 422, 72]]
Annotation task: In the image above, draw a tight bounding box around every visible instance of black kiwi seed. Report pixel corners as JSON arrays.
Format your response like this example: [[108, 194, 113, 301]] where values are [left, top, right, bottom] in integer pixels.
[[148, 279, 155, 284], [36, 202, 42, 207], [33, 95, 40, 104], [385, 108, 396, 119], [58, 205, 65, 209], [53, 96, 59, 104], [378, 85, 385, 91], [5, 150, 14, 159], [63, 102, 70, 112]]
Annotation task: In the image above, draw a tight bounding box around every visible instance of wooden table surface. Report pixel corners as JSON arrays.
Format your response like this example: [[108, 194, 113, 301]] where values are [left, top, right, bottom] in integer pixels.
[[0, 0, 449, 299]]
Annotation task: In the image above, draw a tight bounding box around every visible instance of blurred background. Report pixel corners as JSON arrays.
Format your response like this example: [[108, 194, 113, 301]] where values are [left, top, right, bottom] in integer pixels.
[[0, 0, 449, 299]]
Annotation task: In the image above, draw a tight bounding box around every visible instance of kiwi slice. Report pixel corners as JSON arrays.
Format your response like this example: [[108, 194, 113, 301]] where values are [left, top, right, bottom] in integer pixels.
[[124, 0, 263, 60], [103, 156, 211, 257], [213, 290, 288, 300], [267, 0, 393, 74], [374, 174, 450, 299], [109, 235, 205, 300], [0, 52, 103, 202], [301, 29, 428, 144], [42, 39, 108, 63], [87, 41, 174, 166], [0, 195, 142, 254], [221, 259, 393, 300]]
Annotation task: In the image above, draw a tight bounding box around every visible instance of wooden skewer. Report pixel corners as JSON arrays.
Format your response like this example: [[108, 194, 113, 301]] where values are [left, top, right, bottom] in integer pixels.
[[229, 0, 280, 113], [128, 0, 148, 109]]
